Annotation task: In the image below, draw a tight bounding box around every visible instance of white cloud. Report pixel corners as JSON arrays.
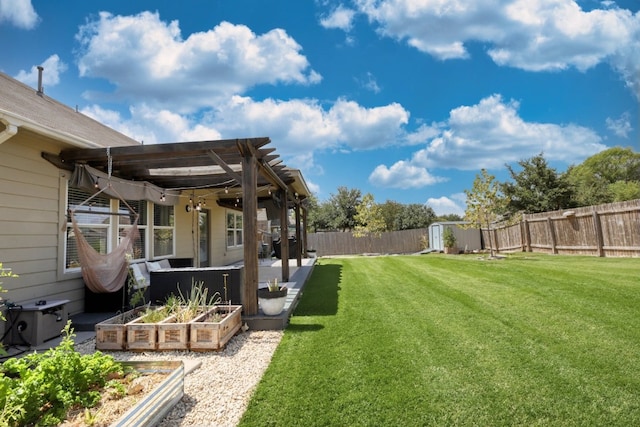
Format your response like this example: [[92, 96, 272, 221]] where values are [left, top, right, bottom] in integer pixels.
[[605, 112, 632, 138], [357, 72, 381, 93], [413, 94, 605, 169], [0, 0, 38, 29], [320, 5, 356, 31], [75, 12, 321, 111], [14, 55, 67, 89], [79, 95, 412, 169], [369, 94, 606, 189], [354, 0, 640, 98], [369, 161, 447, 189], [81, 104, 221, 144], [426, 195, 466, 217]]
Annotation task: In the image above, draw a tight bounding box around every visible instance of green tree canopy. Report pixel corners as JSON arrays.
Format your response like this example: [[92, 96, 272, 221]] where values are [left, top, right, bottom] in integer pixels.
[[502, 153, 573, 215], [566, 147, 640, 206], [464, 169, 508, 257], [379, 200, 404, 231], [353, 193, 386, 238], [306, 194, 335, 232], [394, 204, 436, 230], [329, 186, 362, 231]]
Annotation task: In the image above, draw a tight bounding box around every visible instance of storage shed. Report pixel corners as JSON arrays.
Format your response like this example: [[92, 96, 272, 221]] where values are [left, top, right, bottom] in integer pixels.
[[429, 222, 482, 252]]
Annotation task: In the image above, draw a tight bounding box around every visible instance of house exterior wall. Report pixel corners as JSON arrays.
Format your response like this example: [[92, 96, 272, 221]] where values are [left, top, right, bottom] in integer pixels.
[[0, 133, 246, 316], [0, 132, 85, 313], [210, 205, 244, 266]]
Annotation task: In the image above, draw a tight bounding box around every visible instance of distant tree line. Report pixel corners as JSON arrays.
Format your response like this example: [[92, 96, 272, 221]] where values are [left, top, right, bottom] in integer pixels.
[[306, 187, 462, 233], [306, 147, 639, 236]]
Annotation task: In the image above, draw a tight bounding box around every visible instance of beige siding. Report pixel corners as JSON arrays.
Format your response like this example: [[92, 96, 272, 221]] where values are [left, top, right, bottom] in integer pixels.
[[0, 133, 86, 314], [169, 192, 244, 267]]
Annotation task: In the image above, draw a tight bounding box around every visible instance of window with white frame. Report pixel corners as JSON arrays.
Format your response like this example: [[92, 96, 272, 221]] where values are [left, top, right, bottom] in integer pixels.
[[65, 187, 111, 271], [226, 210, 243, 248], [65, 183, 175, 271], [119, 199, 147, 261], [153, 203, 175, 258]]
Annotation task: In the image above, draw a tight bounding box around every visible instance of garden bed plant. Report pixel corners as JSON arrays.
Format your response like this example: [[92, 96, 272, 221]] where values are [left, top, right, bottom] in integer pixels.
[[0, 323, 148, 426]]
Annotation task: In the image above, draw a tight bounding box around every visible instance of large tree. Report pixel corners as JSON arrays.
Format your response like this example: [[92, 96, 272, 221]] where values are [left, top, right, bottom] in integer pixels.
[[502, 153, 573, 215], [329, 186, 362, 231], [464, 169, 508, 257], [353, 193, 386, 238], [394, 204, 436, 230], [566, 147, 640, 206], [306, 195, 335, 232], [379, 200, 404, 231]]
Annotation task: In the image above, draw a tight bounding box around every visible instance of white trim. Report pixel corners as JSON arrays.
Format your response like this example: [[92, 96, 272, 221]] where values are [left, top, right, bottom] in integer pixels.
[[0, 109, 103, 149]]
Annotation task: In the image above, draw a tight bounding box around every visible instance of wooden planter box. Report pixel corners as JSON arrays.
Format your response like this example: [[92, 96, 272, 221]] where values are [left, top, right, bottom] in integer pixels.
[[126, 307, 169, 351], [157, 315, 189, 351], [95, 307, 145, 351], [156, 307, 208, 351], [189, 305, 242, 351]]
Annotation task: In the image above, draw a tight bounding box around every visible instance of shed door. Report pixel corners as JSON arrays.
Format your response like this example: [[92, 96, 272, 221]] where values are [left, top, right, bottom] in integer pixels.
[[431, 225, 442, 250]]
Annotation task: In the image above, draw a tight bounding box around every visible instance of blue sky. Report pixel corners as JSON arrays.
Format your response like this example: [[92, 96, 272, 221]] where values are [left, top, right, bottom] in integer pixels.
[[1, 0, 638, 216]]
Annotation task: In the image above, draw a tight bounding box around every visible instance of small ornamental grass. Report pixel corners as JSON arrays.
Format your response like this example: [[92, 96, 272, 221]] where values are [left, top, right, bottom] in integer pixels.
[[240, 253, 640, 427]]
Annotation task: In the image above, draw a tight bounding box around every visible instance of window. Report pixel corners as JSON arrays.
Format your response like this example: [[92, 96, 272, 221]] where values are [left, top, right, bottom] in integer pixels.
[[153, 204, 174, 257], [226, 211, 243, 248], [119, 200, 147, 261], [65, 183, 176, 271], [65, 188, 111, 271]]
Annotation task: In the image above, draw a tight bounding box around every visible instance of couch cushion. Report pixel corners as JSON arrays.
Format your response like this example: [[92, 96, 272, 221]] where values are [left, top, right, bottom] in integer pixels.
[[158, 258, 172, 269], [129, 263, 149, 289], [146, 261, 162, 272]]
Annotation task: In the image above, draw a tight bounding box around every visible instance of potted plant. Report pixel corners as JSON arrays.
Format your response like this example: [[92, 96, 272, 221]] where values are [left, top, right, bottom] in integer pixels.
[[257, 279, 288, 316], [443, 227, 458, 254]]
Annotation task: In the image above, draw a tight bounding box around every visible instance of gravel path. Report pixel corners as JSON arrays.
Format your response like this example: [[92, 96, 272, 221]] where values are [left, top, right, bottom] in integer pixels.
[[75, 329, 283, 427]]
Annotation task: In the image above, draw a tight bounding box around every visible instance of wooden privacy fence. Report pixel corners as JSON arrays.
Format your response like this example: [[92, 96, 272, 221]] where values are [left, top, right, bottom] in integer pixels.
[[307, 228, 429, 256], [483, 199, 640, 257]]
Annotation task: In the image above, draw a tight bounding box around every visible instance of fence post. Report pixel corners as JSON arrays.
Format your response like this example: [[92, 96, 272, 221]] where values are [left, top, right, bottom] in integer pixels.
[[592, 211, 605, 257], [547, 217, 558, 254], [522, 219, 531, 252]]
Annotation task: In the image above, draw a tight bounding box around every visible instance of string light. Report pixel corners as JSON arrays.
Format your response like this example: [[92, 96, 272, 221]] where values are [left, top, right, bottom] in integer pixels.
[[224, 187, 229, 194], [160, 192, 166, 202]]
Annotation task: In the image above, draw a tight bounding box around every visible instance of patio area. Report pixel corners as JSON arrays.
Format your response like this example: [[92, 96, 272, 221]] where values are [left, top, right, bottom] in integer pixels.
[[1, 257, 316, 357]]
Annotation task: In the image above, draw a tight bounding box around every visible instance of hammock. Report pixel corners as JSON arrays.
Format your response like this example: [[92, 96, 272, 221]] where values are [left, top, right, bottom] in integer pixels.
[[71, 213, 139, 293]]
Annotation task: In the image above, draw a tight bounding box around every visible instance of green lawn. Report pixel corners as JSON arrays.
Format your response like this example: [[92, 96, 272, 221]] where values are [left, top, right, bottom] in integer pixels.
[[239, 253, 640, 426]]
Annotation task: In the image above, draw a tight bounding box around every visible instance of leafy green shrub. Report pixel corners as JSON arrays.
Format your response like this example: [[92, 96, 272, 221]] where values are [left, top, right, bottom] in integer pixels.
[[0, 322, 126, 426]]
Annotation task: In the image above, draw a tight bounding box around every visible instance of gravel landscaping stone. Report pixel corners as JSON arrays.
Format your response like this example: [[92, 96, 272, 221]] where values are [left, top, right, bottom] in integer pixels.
[[74, 329, 283, 426]]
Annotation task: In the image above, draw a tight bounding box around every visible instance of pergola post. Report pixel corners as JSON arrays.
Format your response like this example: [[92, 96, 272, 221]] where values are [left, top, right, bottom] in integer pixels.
[[242, 151, 259, 315], [280, 190, 290, 282], [302, 205, 308, 257], [295, 199, 302, 267]]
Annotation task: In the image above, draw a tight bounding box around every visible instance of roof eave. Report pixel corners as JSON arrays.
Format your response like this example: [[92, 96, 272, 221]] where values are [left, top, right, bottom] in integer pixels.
[[0, 109, 105, 149]]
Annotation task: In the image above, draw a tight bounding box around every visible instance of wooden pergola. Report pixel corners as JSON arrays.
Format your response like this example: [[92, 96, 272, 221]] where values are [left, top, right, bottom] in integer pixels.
[[43, 137, 310, 315]]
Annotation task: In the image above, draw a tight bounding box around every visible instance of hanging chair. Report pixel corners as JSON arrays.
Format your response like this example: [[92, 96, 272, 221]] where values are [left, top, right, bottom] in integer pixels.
[[70, 212, 139, 293], [68, 148, 140, 293]]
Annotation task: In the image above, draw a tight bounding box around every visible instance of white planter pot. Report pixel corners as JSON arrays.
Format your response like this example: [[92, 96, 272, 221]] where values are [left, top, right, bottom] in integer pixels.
[[258, 296, 287, 315], [257, 287, 288, 316]]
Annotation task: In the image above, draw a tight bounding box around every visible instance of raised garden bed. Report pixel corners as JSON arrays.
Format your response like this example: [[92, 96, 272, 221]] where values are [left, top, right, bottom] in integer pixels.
[[190, 304, 242, 351], [96, 305, 242, 351], [111, 360, 184, 427], [95, 307, 146, 351]]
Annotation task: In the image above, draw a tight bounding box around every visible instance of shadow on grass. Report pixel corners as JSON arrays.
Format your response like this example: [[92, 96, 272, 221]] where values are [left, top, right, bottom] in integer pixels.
[[293, 263, 342, 317], [285, 323, 324, 332]]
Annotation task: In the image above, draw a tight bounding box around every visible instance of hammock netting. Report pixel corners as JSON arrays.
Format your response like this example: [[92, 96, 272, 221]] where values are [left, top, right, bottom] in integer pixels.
[[71, 213, 139, 293]]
